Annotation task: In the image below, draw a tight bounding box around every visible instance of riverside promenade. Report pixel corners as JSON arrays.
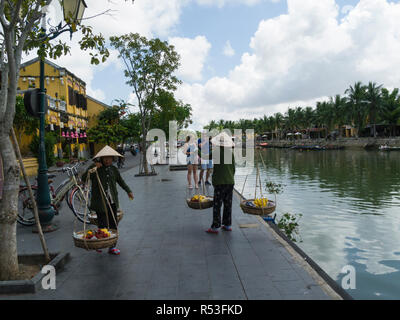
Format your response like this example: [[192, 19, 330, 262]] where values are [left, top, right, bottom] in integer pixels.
[[2, 153, 343, 300]]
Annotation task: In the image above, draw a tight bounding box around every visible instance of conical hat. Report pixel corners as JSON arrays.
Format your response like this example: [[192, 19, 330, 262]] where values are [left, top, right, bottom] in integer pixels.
[[93, 145, 123, 159], [211, 132, 235, 148]]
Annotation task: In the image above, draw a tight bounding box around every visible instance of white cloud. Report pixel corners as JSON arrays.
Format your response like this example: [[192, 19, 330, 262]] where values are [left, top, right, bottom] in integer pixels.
[[83, 0, 189, 39], [178, 0, 400, 129], [195, 0, 269, 8], [223, 41, 235, 57], [169, 36, 211, 82]]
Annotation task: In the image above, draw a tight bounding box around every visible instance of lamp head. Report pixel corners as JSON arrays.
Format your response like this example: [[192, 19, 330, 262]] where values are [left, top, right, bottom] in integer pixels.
[[62, 0, 87, 25]]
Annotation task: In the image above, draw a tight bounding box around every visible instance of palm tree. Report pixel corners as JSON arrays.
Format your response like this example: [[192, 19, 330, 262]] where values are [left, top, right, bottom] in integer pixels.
[[284, 108, 297, 134], [315, 101, 334, 138], [345, 82, 368, 137], [330, 94, 347, 137], [273, 112, 284, 139], [380, 88, 400, 137], [365, 82, 383, 137], [303, 106, 315, 139]]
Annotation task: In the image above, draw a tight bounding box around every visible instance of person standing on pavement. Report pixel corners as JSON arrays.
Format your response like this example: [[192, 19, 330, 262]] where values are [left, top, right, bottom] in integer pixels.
[[206, 132, 235, 234], [198, 136, 213, 187], [82, 146, 134, 255], [184, 136, 199, 189]]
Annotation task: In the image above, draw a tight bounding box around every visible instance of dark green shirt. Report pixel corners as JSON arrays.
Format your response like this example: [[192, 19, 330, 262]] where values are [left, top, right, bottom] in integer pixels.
[[212, 147, 235, 186], [82, 164, 132, 212]]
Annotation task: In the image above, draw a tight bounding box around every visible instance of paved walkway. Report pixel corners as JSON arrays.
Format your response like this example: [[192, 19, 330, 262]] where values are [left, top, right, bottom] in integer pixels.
[[2, 157, 336, 300]]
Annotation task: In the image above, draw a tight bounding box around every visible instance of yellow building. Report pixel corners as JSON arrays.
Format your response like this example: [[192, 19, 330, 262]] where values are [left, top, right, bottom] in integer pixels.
[[17, 57, 110, 160], [87, 95, 110, 156]]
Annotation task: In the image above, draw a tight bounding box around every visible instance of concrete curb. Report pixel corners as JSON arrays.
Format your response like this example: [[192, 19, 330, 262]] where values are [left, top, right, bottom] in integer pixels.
[[0, 252, 70, 294]]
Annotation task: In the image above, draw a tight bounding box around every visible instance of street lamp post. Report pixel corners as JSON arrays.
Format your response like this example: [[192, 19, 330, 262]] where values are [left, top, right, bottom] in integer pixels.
[[36, 0, 87, 231]]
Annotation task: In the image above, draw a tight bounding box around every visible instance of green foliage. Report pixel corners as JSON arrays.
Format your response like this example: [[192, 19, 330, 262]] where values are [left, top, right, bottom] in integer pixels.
[[120, 112, 141, 142], [87, 122, 128, 146], [110, 33, 183, 172], [98, 104, 125, 124], [88, 102, 129, 145], [24, 12, 109, 64], [29, 131, 57, 167], [13, 95, 39, 141], [265, 181, 284, 194], [151, 90, 192, 136], [277, 213, 303, 243]]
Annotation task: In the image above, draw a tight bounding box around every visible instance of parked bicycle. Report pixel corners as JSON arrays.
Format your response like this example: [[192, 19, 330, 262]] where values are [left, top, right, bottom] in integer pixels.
[[18, 161, 90, 226]]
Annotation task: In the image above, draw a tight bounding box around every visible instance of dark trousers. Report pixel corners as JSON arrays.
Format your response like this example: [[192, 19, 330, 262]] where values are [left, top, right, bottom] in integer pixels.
[[97, 202, 118, 230], [212, 184, 234, 228]]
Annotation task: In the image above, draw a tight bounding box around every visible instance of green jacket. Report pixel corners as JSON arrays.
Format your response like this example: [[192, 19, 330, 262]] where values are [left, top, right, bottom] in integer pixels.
[[82, 164, 132, 213], [212, 147, 235, 186]]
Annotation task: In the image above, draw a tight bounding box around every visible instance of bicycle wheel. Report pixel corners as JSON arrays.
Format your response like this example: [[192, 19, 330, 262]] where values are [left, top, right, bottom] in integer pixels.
[[70, 186, 91, 224], [17, 187, 37, 226]]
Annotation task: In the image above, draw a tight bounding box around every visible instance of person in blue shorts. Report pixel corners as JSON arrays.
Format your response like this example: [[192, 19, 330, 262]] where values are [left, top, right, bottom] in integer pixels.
[[198, 136, 213, 186]]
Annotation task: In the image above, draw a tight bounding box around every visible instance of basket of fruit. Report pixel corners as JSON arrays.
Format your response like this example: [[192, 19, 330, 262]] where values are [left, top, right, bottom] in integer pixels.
[[88, 210, 124, 226], [73, 228, 118, 250], [187, 194, 214, 210], [240, 198, 276, 216]]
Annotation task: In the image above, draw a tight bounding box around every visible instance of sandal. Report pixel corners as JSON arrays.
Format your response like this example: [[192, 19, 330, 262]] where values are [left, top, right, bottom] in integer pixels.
[[222, 225, 232, 231], [188, 184, 193, 189], [205, 228, 219, 234], [108, 248, 120, 255]]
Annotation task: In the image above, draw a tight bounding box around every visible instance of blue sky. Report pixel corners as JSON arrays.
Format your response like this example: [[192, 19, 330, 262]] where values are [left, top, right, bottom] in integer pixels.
[[39, 0, 400, 130]]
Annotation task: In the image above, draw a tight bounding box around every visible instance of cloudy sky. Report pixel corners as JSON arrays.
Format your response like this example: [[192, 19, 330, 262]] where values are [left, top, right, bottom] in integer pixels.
[[38, 0, 400, 130]]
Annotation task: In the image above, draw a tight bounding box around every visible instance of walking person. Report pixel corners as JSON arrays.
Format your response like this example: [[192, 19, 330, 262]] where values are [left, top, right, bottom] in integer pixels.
[[116, 144, 125, 168], [183, 136, 199, 189], [82, 146, 134, 255], [206, 132, 235, 234]]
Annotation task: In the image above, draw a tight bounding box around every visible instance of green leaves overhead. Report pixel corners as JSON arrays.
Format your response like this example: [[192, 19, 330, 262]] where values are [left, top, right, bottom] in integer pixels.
[[88, 104, 129, 145], [110, 33, 181, 104]]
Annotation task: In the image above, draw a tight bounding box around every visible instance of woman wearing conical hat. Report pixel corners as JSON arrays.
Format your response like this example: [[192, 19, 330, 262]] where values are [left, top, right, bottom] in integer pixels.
[[206, 132, 236, 234], [82, 146, 134, 255]]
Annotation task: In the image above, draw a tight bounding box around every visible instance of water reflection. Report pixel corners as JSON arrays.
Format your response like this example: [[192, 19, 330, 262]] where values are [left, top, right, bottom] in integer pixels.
[[235, 148, 400, 299]]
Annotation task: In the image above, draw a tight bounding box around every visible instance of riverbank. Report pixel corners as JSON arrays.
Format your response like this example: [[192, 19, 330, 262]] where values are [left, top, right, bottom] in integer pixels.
[[259, 137, 400, 150]]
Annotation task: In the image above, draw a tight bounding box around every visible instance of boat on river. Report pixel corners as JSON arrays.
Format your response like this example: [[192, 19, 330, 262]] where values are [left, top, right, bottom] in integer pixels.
[[379, 145, 400, 151]]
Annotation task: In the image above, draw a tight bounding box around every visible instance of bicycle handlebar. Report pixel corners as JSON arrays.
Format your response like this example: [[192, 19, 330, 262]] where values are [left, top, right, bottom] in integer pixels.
[[48, 160, 89, 175]]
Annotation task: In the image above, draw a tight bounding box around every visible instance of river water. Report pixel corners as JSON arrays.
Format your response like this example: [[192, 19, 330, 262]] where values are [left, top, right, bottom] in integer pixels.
[[234, 148, 400, 300]]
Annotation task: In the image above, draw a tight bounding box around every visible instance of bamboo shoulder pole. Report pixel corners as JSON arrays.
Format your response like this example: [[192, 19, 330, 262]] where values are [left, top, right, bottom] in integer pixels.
[[11, 128, 51, 263]]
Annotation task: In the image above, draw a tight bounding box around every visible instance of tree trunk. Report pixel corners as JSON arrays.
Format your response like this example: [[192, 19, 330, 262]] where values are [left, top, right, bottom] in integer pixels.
[[141, 133, 149, 175], [0, 134, 20, 280]]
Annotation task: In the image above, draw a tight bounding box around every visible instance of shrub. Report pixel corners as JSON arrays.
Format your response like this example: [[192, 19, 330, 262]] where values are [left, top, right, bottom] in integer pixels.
[[29, 132, 57, 167]]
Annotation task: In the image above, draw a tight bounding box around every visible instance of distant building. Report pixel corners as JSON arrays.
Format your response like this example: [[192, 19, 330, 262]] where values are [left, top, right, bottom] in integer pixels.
[[17, 58, 110, 161]]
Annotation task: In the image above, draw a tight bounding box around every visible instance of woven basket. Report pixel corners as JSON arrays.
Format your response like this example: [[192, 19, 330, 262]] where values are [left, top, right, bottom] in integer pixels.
[[240, 199, 276, 216], [88, 210, 124, 226], [187, 197, 214, 210], [73, 229, 118, 250]]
